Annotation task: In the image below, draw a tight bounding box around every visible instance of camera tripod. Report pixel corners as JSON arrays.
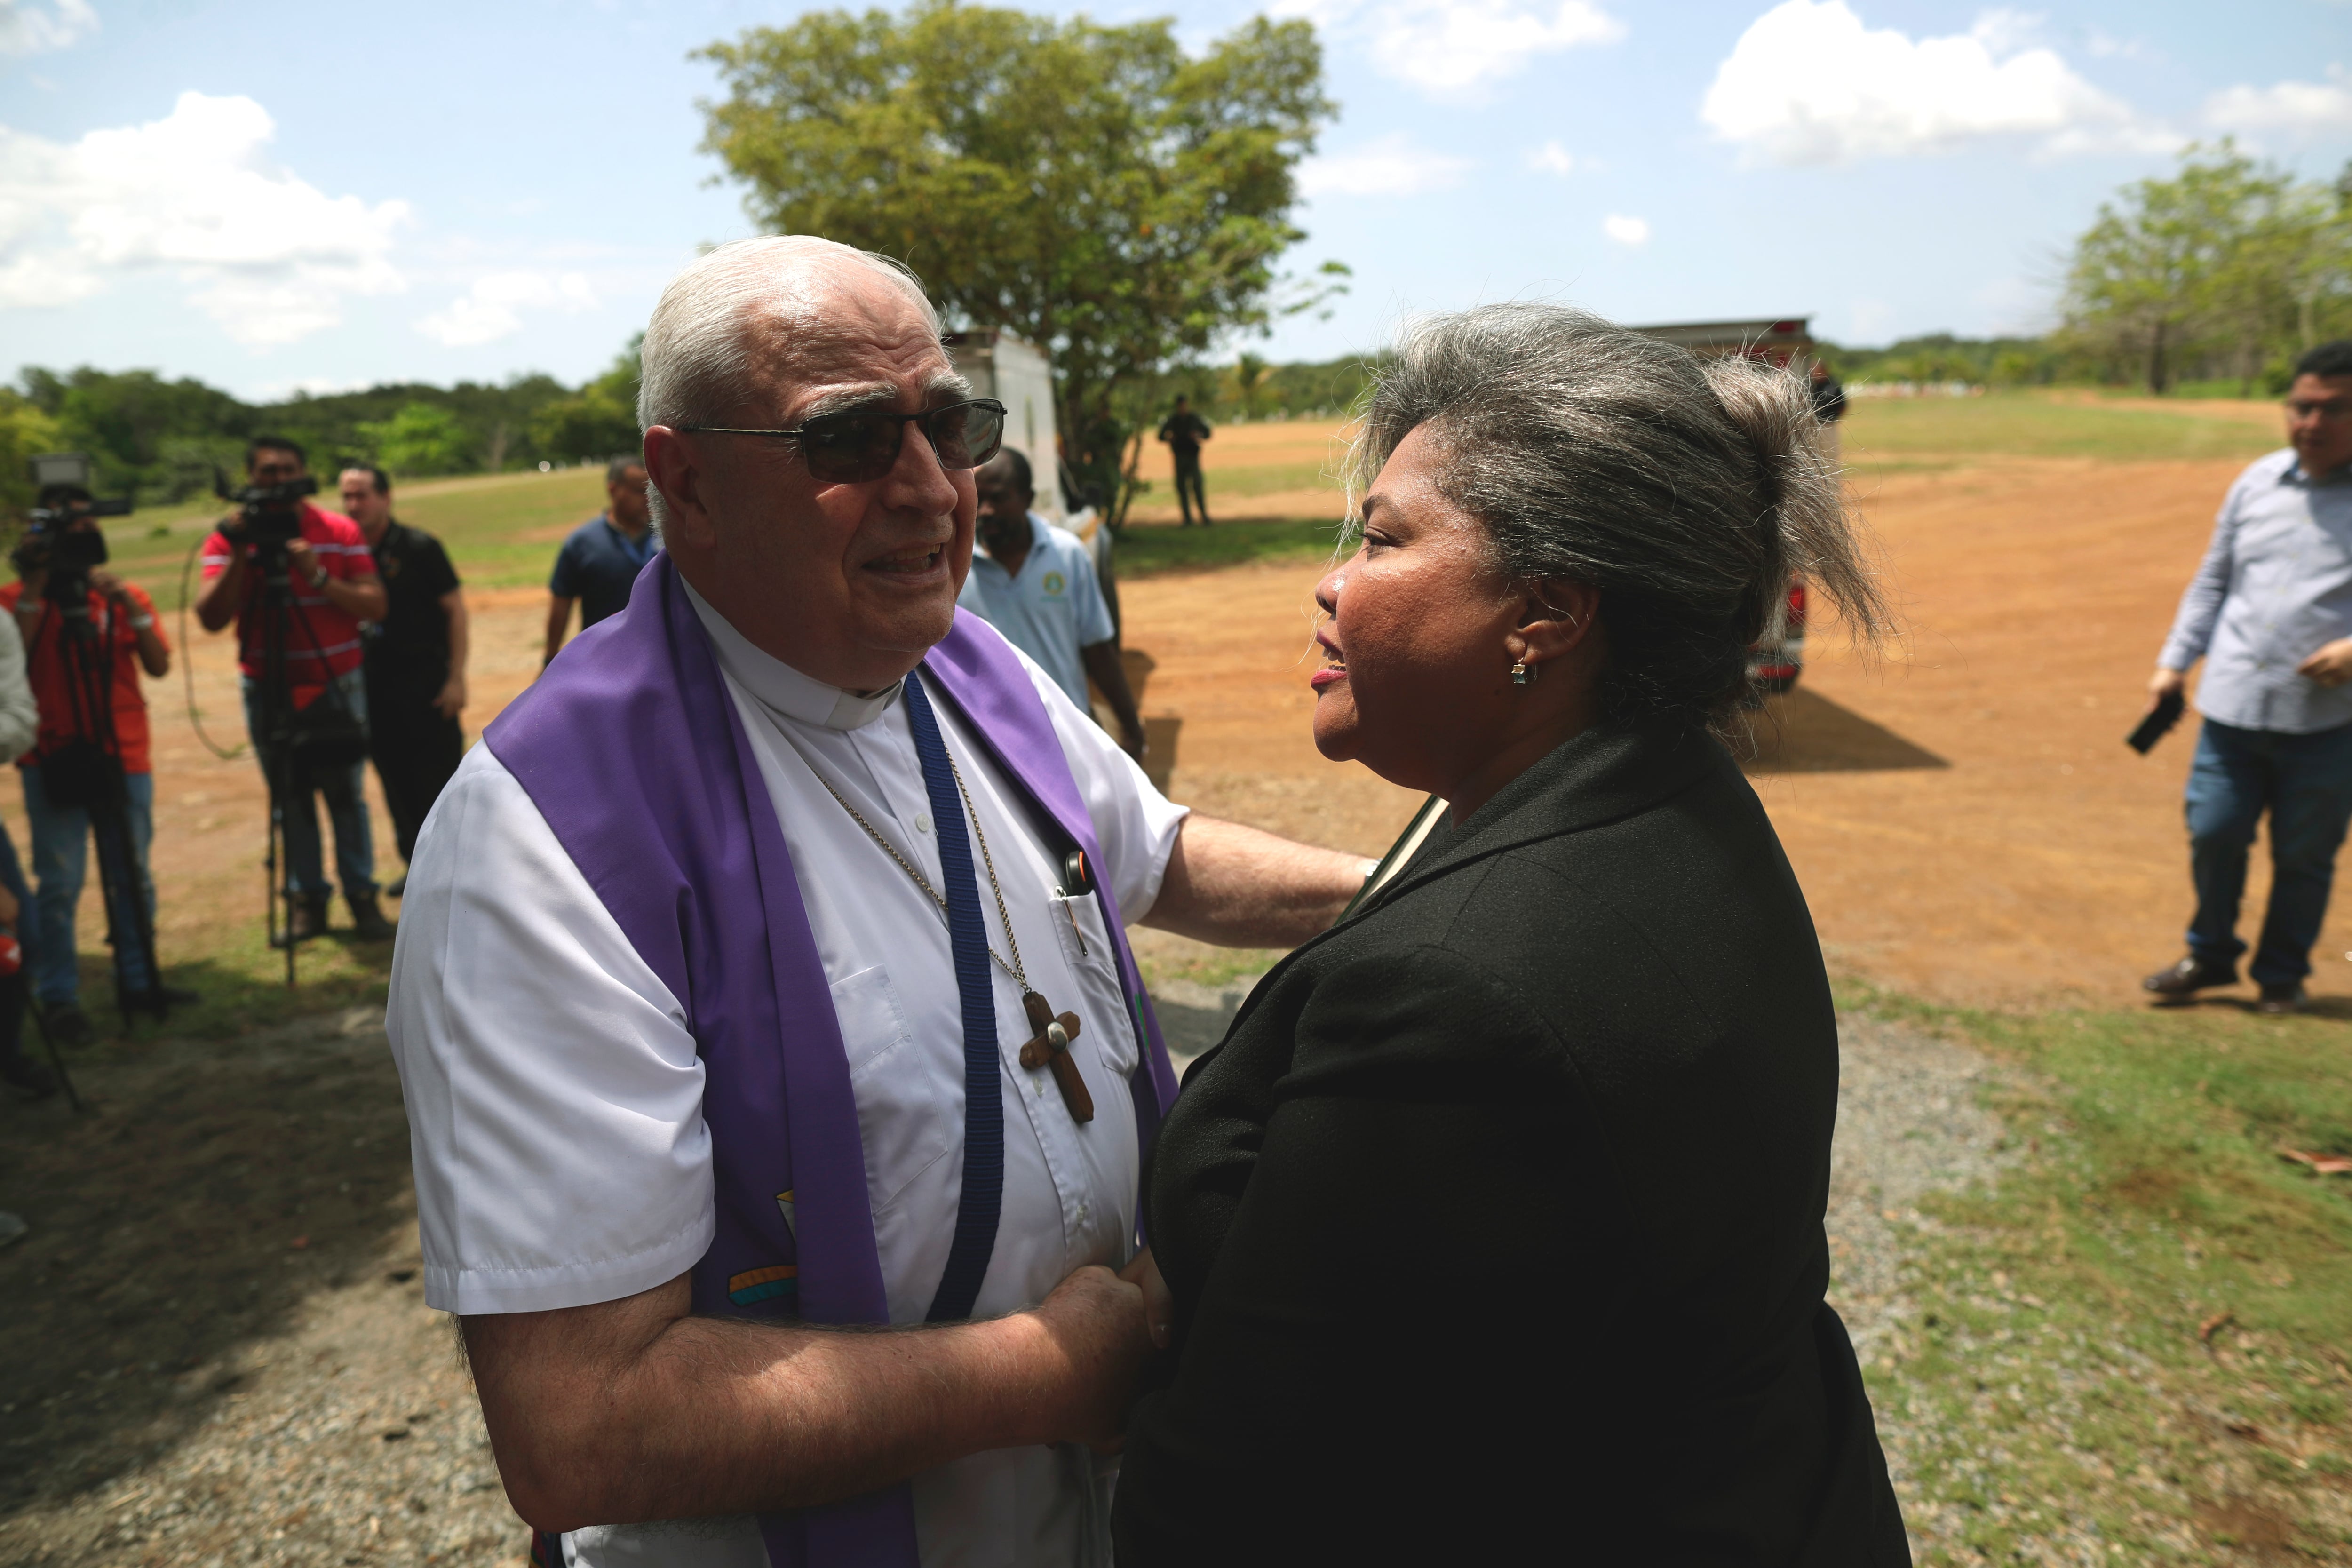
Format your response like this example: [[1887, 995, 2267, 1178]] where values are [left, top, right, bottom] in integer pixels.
[[36, 571, 170, 1026], [248, 539, 365, 988]]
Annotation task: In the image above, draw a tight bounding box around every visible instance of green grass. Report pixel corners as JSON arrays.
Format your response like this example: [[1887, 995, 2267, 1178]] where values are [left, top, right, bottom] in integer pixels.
[[1839, 984, 2352, 1561], [1843, 389, 2285, 464], [1113, 516, 1347, 579], [1159, 457, 1337, 501]]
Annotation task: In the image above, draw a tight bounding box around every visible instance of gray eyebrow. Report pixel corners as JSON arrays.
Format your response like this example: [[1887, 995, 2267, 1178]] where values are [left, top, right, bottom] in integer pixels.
[[794, 370, 974, 425]]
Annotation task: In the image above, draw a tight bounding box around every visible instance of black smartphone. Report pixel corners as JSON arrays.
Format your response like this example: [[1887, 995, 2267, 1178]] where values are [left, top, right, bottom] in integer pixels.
[[2127, 690, 2186, 755]]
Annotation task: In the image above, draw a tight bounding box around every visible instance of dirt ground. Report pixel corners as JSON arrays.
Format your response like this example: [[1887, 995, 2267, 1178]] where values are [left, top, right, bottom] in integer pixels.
[[1117, 449, 2332, 1012], [29, 436, 2322, 1019], [3, 424, 2339, 1563]]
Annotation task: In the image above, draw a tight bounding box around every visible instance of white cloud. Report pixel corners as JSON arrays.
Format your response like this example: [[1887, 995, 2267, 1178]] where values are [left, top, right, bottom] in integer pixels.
[[1700, 0, 2171, 166], [1526, 140, 1577, 176], [1278, 0, 1623, 97], [0, 0, 96, 55], [2204, 68, 2352, 137], [0, 91, 407, 345], [414, 270, 596, 347], [1601, 213, 1650, 246], [1298, 133, 1474, 197]]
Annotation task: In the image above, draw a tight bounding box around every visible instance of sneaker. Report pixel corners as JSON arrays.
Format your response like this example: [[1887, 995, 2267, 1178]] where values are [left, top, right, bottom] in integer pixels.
[[41, 1002, 94, 1047], [1, 1053, 56, 1100], [2257, 983, 2308, 1016], [386, 873, 407, 899], [2143, 955, 2237, 999], [0, 1211, 24, 1248], [347, 891, 396, 943]]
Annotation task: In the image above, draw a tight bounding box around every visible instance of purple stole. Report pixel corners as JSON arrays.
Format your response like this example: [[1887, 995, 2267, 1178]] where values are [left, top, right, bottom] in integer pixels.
[[485, 555, 1180, 1568]]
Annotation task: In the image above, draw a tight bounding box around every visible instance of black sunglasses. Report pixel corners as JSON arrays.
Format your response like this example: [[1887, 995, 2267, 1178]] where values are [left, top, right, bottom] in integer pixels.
[[680, 398, 1008, 484]]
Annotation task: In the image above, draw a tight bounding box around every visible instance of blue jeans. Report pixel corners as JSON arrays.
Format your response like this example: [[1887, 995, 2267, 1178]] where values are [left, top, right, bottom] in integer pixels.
[[2185, 716, 2352, 985], [242, 670, 375, 900], [20, 764, 158, 1006]]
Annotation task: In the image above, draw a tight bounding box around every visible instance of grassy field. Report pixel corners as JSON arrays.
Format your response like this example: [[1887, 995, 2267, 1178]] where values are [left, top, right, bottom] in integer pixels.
[[83, 387, 2293, 609], [1846, 987, 2352, 1561]]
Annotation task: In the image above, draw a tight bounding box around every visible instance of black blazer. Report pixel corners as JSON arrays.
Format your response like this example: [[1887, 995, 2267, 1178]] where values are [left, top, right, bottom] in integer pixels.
[[1114, 719, 1909, 1566]]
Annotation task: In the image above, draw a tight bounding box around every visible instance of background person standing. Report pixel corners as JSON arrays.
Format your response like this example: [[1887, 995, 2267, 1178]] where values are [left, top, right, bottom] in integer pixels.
[[1156, 395, 1213, 527], [543, 458, 656, 666], [197, 436, 392, 946], [2144, 340, 2352, 1015], [4, 489, 191, 1043], [958, 448, 1147, 758], [340, 464, 468, 899]]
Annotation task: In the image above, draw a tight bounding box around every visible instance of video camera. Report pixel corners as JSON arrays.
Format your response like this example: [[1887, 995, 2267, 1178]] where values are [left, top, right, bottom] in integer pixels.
[[213, 470, 317, 549], [15, 453, 129, 584]]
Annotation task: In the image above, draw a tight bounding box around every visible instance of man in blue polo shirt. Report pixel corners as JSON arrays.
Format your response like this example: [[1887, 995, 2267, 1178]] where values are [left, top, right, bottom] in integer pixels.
[[544, 457, 657, 666], [958, 448, 1147, 758]]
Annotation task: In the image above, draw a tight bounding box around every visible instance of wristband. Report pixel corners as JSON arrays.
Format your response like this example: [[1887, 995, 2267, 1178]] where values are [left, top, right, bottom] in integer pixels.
[[130, 613, 155, 630]]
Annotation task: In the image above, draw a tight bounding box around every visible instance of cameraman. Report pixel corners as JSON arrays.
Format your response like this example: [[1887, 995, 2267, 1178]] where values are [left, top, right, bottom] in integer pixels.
[[4, 485, 190, 1043], [338, 463, 468, 895], [196, 437, 392, 945]]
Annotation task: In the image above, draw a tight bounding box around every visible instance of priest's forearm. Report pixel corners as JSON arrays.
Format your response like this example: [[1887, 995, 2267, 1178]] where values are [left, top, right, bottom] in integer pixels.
[[1146, 813, 1369, 947], [465, 1265, 1149, 1532]]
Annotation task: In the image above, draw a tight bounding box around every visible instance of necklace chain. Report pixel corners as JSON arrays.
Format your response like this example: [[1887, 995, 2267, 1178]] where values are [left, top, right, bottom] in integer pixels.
[[814, 751, 1032, 994]]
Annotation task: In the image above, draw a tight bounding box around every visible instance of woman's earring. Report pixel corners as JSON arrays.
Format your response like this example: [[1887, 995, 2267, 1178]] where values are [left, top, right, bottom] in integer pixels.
[[1511, 659, 1534, 686]]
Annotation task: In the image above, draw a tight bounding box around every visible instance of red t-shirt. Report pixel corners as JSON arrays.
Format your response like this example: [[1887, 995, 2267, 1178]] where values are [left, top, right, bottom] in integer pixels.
[[200, 502, 376, 700], [0, 580, 165, 775]]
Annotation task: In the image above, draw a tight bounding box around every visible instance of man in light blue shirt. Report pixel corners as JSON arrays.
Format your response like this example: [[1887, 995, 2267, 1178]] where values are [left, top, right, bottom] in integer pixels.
[[958, 449, 1147, 758], [2145, 340, 2352, 1012]]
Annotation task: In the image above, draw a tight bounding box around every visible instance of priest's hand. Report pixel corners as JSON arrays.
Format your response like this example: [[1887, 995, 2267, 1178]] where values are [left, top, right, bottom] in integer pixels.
[[1028, 1263, 1156, 1449]]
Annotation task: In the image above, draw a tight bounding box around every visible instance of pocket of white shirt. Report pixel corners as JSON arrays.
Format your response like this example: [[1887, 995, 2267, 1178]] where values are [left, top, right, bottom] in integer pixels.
[[1049, 892, 1140, 1079], [833, 963, 912, 1084], [831, 964, 954, 1216]]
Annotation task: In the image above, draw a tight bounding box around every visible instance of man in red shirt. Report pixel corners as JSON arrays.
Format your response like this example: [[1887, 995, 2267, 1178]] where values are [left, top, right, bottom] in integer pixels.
[[197, 436, 391, 945], [4, 489, 194, 1042]]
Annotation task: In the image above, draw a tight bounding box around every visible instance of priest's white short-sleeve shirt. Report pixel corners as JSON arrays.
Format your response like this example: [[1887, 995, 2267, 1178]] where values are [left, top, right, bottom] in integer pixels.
[[386, 588, 1187, 1568]]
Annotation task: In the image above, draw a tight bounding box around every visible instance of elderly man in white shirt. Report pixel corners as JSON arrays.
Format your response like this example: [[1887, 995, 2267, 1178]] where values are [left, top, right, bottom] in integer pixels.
[[385, 235, 1366, 1568]]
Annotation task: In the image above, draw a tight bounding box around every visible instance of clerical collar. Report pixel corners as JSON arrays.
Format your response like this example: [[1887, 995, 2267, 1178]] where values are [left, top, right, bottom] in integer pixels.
[[679, 578, 901, 732]]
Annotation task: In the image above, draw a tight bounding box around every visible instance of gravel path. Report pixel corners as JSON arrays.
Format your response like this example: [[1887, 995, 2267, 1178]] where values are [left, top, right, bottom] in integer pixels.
[[2, 1003, 2007, 1567]]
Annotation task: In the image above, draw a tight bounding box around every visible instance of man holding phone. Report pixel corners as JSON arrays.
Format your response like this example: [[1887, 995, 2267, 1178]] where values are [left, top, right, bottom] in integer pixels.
[[2143, 340, 2352, 1013]]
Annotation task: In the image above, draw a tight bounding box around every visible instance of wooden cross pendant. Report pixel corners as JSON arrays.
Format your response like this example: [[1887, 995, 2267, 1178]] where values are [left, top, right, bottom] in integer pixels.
[[1016, 990, 1094, 1123]]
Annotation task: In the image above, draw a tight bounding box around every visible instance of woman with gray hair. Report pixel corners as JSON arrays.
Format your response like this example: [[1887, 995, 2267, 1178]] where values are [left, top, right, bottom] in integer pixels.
[[1113, 305, 1908, 1563]]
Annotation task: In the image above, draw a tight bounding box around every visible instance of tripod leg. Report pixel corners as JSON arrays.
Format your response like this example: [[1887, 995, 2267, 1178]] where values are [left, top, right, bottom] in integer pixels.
[[23, 986, 84, 1114]]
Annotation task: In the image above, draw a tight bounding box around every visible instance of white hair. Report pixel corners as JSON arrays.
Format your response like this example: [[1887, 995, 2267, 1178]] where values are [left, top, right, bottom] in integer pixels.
[[635, 235, 946, 534]]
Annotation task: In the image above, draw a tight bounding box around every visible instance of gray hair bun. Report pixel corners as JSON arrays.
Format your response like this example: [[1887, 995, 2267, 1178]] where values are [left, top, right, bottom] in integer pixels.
[[1352, 302, 1890, 724]]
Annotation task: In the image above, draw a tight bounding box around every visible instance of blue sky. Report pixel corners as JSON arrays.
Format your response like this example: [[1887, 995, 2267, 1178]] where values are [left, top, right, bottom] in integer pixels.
[[1, 0, 2346, 399]]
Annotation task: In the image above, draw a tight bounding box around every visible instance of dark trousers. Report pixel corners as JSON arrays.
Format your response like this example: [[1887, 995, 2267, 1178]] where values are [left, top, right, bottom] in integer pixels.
[[2185, 716, 2352, 985], [1173, 454, 1209, 525], [366, 671, 466, 863]]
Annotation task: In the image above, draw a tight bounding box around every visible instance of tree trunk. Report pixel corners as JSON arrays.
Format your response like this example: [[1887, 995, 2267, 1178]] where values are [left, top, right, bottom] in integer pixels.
[[2146, 318, 2169, 395]]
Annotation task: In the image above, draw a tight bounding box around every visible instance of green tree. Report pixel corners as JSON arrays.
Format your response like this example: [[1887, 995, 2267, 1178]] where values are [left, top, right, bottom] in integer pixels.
[[0, 391, 66, 522], [527, 336, 644, 463], [361, 402, 474, 477], [698, 0, 1341, 524], [2062, 142, 2351, 393]]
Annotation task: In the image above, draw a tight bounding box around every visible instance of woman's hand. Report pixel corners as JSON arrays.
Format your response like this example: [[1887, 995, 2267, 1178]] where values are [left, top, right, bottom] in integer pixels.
[[1120, 1246, 1172, 1350]]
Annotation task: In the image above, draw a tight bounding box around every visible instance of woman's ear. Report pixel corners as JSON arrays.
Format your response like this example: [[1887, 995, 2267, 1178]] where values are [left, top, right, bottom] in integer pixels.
[[1518, 578, 1602, 665]]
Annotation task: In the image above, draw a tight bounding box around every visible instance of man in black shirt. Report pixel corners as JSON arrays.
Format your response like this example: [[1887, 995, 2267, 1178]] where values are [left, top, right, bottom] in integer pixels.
[[1156, 396, 1214, 527], [339, 465, 469, 895]]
